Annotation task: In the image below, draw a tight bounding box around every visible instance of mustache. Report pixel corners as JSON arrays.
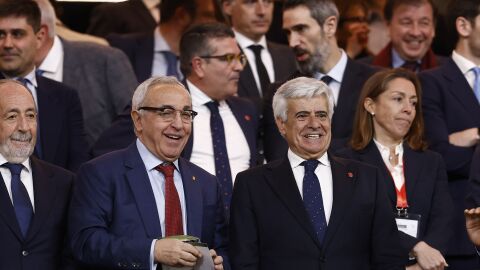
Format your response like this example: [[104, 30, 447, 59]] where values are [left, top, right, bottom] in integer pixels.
[[293, 46, 309, 56], [10, 131, 32, 142]]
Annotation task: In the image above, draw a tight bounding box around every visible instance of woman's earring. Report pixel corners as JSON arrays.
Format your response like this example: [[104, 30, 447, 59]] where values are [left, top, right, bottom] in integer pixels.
[[370, 112, 375, 116]]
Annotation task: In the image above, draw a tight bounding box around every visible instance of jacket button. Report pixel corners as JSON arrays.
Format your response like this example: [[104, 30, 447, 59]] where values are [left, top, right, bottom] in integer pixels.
[[22, 250, 29, 256]]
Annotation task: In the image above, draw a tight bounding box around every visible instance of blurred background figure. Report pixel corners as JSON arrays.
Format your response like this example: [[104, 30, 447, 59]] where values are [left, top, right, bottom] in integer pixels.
[[339, 68, 453, 270], [336, 0, 372, 59]]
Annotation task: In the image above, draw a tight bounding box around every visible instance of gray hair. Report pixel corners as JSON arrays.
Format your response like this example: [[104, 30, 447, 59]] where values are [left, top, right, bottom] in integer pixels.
[[272, 77, 334, 122], [33, 0, 56, 38], [131, 76, 187, 112], [284, 0, 339, 26]]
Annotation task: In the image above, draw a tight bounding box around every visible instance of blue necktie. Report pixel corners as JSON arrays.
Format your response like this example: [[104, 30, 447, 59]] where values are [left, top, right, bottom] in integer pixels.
[[302, 159, 327, 245], [3, 163, 33, 238], [471, 67, 480, 104], [15, 77, 43, 159], [205, 101, 233, 214], [162, 51, 181, 80]]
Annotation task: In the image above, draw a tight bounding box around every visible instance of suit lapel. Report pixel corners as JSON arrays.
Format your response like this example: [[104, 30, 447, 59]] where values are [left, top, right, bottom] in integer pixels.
[[135, 35, 155, 82], [130, 0, 156, 29], [178, 158, 203, 237], [0, 173, 23, 240], [238, 46, 261, 98], [226, 98, 256, 166], [442, 59, 480, 118], [124, 144, 162, 238], [62, 39, 83, 85], [265, 158, 322, 249], [322, 156, 356, 251], [26, 157, 56, 240], [403, 145, 421, 205]]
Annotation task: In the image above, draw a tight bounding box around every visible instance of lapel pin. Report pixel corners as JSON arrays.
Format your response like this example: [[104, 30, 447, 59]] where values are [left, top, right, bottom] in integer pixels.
[[347, 172, 354, 178], [192, 176, 196, 181], [244, 115, 251, 121]]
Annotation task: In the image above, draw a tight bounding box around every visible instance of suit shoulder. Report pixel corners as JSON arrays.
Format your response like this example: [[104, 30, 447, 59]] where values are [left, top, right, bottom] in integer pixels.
[[37, 76, 78, 95], [227, 96, 257, 112], [237, 159, 282, 180], [32, 158, 75, 187], [330, 154, 378, 172], [348, 58, 379, 75]]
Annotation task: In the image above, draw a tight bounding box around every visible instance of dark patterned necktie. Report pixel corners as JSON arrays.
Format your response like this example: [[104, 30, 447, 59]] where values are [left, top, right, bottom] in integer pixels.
[[162, 51, 181, 80], [320, 75, 333, 85], [205, 101, 233, 215], [401, 61, 419, 72], [155, 163, 183, 236], [3, 163, 33, 238], [248, 44, 270, 96], [302, 159, 327, 245]]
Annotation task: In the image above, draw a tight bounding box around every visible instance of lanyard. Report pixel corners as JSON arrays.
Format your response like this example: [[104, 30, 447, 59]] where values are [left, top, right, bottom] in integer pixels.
[[386, 157, 409, 214]]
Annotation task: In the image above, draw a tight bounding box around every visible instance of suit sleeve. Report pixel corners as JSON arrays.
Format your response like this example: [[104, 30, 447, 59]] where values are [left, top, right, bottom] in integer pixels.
[[66, 89, 89, 172], [467, 145, 480, 208], [419, 72, 475, 178], [262, 84, 288, 162], [68, 162, 152, 268], [229, 171, 259, 270], [371, 168, 408, 270]]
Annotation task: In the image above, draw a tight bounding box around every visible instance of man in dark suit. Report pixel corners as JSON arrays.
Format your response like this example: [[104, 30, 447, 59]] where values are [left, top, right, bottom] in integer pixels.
[[107, 0, 216, 83], [34, 0, 138, 146], [87, 0, 159, 38], [69, 76, 227, 270], [0, 79, 75, 269], [230, 77, 405, 270], [366, 0, 443, 72], [419, 0, 480, 268], [263, 0, 377, 161], [222, 0, 297, 111], [0, 0, 88, 172]]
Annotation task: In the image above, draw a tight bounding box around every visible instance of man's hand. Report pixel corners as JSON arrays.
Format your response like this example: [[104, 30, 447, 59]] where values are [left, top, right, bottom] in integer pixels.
[[405, 263, 421, 270], [154, 238, 202, 267], [209, 249, 224, 270], [465, 207, 480, 246], [449, 127, 480, 147], [411, 241, 448, 270]]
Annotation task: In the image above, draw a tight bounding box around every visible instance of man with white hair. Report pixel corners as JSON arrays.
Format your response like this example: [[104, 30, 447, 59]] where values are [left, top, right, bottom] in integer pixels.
[[0, 80, 75, 269], [33, 0, 138, 146], [230, 77, 405, 269]]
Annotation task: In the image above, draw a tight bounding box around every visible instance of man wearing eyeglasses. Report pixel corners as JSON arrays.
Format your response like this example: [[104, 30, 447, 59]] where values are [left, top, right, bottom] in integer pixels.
[[69, 76, 228, 270]]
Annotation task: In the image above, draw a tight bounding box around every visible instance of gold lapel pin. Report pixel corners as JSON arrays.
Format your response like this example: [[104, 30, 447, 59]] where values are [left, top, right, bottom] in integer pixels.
[[192, 176, 196, 181]]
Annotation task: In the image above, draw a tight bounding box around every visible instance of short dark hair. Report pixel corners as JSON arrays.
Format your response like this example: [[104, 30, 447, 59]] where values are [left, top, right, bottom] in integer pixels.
[[0, 0, 41, 33], [283, 0, 339, 27], [446, 0, 480, 42], [384, 0, 436, 23], [179, 22, 234, 76], [160, 0, 196, 24], [350, 68, 427, 151]]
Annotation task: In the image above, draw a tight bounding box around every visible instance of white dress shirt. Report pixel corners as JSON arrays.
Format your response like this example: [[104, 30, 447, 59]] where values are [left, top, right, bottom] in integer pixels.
[[313, 49, 348, 105], [3, 69, 39, 109], [234, 30, 274, 96], [0, 154, 35, 212], [452, 50, 478, 90], [288, 149, 333, 224], [152, 27, 182, 79], [38, 35, 64, 82], [187, 80, 251, 185], [373, 139, 405, 190]]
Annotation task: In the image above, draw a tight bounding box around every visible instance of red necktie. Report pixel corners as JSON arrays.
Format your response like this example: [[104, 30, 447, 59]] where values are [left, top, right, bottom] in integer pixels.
[[156, 163, 183, 236]]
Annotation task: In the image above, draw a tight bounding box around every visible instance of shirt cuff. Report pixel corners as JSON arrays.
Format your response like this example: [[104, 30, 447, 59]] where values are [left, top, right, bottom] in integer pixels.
[[150, 239, 157, 270]]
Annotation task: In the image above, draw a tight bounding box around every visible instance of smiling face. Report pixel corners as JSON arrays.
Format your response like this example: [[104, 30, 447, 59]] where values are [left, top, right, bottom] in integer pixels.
[[0, 81, 37, 163], [283, 5, 331, 75], [0, 16, 43, 77], [388, 2, 435, 61], [365, 77, 417, 144], [132, 84, 192, 162], [276, 95, 331, 159], [223, 0, 273, 42]]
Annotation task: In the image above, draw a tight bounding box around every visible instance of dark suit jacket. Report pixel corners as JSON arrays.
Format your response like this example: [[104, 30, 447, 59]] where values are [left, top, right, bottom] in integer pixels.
[[262, 59, 378, 161], [419, 58, 480, 255], [229, 154, 406, 270], [69, 143, 229, 269], [87, 0, 157, 38], [91, 97, 259, 167], [107, 32, 154, 83], [0, 157, 75, 270], [61, 39, 138, 146], [237, 41, 297, 112], [467, 144, 480, 207], [0, 74, 89, 172], [337, 142, 454, 257]]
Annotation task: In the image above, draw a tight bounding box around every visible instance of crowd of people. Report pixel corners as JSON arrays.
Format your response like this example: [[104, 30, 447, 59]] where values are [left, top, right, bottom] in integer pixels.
[[1, 0, 480, 269]]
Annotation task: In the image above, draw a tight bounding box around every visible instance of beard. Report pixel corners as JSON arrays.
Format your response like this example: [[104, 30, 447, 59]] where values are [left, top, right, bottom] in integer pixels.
[[294, 40, 331, 76], [0, 131, 35, 163]]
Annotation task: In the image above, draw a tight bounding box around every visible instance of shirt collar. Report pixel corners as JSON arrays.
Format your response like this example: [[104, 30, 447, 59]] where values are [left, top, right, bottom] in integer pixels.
[[452, 50, 477, 75], [233, 29, 268, 50], [373, 138, 404, 165], [391, 48, 420, 68], [154, 27, 171, 53], [287, 148, 330, 169], [0, 153, 32, 173], [187, 80, 213, 106], [38, 35, 63, 75], [136, 138, 179, 171], [314, 49, 347, 83]]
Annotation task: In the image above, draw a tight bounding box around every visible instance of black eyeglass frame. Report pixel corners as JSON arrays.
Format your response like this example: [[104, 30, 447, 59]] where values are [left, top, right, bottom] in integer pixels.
[[138, 106, 198, 122]]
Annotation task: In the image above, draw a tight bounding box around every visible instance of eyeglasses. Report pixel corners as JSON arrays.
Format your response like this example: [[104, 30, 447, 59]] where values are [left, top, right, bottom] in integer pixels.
[[138, 106, 198, 123], [200, 53, 247, 67]]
